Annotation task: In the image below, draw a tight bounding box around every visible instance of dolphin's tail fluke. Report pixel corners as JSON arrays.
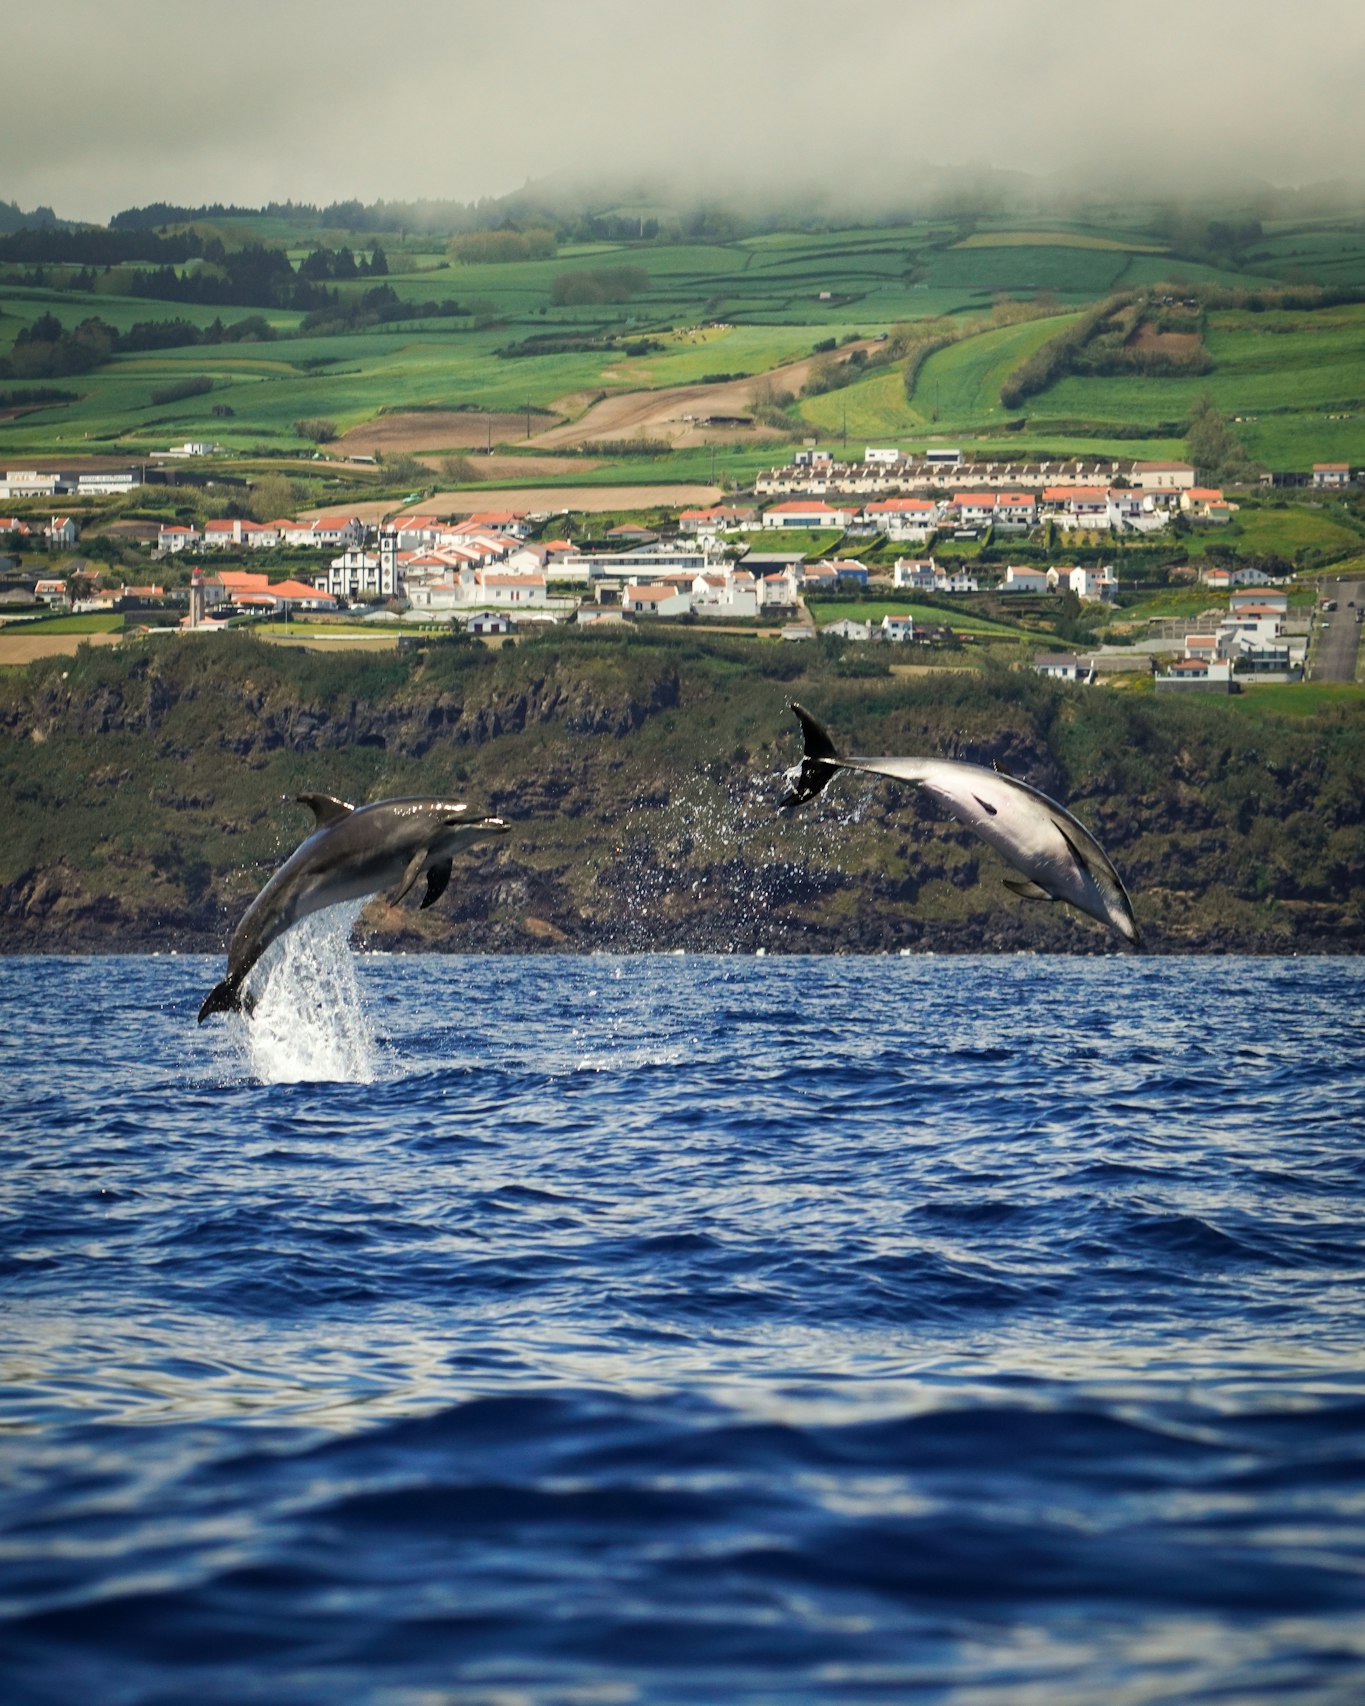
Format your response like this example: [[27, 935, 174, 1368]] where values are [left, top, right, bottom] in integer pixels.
[[780, 702, 843, 810], [198, 975, 245, 1024]]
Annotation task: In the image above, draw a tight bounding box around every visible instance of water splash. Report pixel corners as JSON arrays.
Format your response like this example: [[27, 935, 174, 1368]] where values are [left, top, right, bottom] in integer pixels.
[[239, 905, 379, 1084]]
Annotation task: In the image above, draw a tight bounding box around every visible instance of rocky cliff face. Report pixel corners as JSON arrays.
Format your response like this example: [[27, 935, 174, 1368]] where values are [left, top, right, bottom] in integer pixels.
[[1, 632, 1362, 957]]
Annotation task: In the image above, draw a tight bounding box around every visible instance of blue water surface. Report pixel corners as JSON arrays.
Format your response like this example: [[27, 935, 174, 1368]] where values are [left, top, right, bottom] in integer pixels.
[[3, 949, 1365, 1704]]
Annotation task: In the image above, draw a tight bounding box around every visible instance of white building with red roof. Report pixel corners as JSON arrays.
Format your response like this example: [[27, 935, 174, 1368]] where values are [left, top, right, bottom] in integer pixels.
[[762, 499, 853, 530]]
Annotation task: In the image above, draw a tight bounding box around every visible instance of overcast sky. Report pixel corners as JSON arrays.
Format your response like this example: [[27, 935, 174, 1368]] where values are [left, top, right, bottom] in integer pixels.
[[6, 0, 1363, 222]]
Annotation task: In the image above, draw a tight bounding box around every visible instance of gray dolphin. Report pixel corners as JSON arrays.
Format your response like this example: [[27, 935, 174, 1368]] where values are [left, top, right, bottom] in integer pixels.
[[198, 793, 509, 1021], [780, 703, 1140, 947]]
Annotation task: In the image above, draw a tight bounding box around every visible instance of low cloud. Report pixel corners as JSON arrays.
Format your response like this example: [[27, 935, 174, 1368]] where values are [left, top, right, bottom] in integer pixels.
[[4, 0, 1363, 222]]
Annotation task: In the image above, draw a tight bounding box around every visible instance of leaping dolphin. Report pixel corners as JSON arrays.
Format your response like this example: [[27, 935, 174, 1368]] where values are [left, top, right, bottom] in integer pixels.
[[198, 793, 509, 1022], [780, 703, 1140, 947]]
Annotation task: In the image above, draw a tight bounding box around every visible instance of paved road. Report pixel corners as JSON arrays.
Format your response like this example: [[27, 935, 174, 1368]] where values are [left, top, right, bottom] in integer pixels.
[[1310, 576, 1365, 682]]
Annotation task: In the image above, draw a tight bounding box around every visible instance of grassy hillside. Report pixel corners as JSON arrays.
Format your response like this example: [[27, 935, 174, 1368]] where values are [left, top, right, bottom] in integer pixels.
[[1, 629, 1362, 958], [5, 203, 1364, 475]]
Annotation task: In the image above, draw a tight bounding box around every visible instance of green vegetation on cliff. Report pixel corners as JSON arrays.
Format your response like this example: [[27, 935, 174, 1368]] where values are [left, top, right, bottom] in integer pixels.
[[1, 630, 1362, 956]]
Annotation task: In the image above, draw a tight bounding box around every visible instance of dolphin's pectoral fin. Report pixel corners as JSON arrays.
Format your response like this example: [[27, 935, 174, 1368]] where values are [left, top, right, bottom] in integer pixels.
[[297, 792, 354, 828], [1003, 877, 1056, 902], [388, 849, 428, 907], [420, 861, 452, 910]]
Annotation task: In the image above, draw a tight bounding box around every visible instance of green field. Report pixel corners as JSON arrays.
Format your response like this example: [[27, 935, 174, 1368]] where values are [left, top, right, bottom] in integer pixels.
[[3, 203, 1364, 479], [809, 599, 1030, 637], [1, 612, 123, 634]]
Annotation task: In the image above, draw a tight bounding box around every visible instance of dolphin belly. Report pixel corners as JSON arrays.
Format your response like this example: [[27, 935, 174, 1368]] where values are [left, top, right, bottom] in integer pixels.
[[199, 795, 509, 1023]]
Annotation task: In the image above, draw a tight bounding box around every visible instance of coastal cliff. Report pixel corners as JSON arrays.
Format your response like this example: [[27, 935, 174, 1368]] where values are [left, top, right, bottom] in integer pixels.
[[1, 629, 1362, 956]]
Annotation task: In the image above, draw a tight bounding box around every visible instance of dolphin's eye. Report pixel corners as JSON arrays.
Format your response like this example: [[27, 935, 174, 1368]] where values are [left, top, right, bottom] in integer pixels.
[[972, 795, 999, 817]]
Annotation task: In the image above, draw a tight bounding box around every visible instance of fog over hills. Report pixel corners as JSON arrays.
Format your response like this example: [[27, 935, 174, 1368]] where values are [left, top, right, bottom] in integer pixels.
[[3, 0, 1362, 224]]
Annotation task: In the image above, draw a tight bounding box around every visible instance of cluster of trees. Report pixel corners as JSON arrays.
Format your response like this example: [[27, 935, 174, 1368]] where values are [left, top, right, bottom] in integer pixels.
[[298, 283, 469, 336], [0, 227, 201, 266], [0, 310, 276, 380], [998, 294, 1133, 409], [550, 265, 649, 306], [447, 228, 556, 264], [297, 244, 388, 280], [293, 417, 338, 443], [1185, 396, 1260, 485], [128, 241, 333, 311], [1148, 210, 1265, 264], [803, 345, 869, 397], [111, 197, 512, 236]]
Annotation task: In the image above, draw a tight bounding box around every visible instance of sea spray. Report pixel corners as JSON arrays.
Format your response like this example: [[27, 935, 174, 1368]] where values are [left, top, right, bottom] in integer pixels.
[[240, 904, 379, 1084]]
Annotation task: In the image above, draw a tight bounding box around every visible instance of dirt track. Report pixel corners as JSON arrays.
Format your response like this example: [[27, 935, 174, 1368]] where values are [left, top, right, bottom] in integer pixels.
[[529, 340, 881, 451], [327, 410, 562, 458]]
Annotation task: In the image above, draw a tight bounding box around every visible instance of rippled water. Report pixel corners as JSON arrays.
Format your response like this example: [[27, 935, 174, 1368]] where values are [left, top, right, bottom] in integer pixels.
[[3, 947, 1365, 1704]]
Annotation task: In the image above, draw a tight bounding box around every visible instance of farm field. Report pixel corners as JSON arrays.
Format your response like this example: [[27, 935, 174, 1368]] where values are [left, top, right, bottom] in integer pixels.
[[2, 206, 1364, 485], [808, 599, 1031, 637], [1200, 502, 1364, 562]]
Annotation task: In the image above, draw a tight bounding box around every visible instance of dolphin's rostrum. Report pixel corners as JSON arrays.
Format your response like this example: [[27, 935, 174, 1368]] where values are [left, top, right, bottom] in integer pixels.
[[198, 793, 509, 1022], [780, 703, 1140, 947]]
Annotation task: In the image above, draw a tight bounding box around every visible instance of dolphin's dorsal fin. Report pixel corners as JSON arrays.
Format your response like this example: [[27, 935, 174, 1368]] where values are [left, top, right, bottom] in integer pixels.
[[420, 861, 452, 910], [297, 793, 354, 829], [1003, 876, 1055, 902], [992, 759, 1017, 780]]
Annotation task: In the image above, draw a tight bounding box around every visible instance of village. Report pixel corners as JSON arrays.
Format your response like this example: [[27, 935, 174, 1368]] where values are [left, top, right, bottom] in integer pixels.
[[2, 443, 1355, 689]]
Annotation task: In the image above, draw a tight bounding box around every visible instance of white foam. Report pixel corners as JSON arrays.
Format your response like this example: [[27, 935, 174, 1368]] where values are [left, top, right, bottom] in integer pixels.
[[240, 905, 380, 1084]]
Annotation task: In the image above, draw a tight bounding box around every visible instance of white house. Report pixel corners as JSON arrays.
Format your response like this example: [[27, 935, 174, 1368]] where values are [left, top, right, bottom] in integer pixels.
[[948, 492, 998, 528], [1131, 460, 1196, 491], [1312, 463, 1351, 488], [1003, 565, 1050, 593], [933, 566, 979, 593], [894, 557, 937, 590], [694, 569, 760, 619], [621, 582, 691, 617], [758, 568, 801, 609], [995, 493, 1038, 529], [158, 523, 202, 554], [1034, 654, 1092, 681], [863, 499, 940, 540], [762, 499, 852, 530], [880, 614, 916, 643], [822, 618, 873, 641], [1043, 487, 1111, 530], [1049, 564, 1117, 603], [45, 516, 78, 548], [471, 571, 547, 608]]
